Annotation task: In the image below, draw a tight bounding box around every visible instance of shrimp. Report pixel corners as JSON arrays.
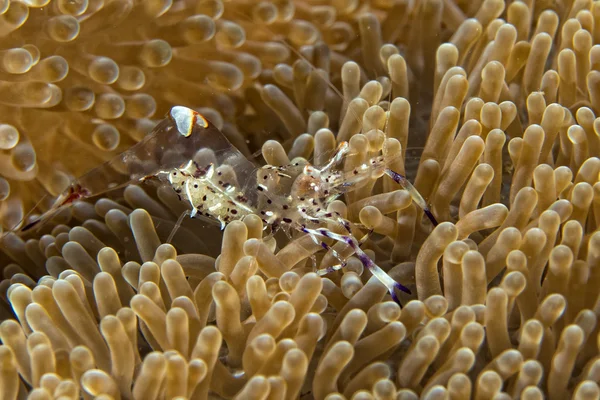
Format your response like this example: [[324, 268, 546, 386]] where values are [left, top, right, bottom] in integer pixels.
[[7, 104, 436, 303]]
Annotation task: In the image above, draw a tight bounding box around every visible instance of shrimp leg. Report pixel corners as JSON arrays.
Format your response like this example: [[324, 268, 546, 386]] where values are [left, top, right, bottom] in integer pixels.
[[384, 169, 438, 226], [300, 226, 411, 304], [304, 231, 348, 275]]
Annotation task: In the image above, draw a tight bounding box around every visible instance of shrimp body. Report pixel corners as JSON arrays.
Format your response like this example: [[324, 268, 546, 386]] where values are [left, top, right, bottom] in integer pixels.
[[156, 160, 254, 228], [13, 105, 436, 304]]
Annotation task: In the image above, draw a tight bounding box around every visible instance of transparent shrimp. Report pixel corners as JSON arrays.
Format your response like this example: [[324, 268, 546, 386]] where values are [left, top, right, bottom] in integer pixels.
[[6, 102, 437, 304]]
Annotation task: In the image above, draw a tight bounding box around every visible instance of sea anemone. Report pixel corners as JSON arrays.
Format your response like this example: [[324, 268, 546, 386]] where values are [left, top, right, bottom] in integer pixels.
[[1, 0, 600, 399]]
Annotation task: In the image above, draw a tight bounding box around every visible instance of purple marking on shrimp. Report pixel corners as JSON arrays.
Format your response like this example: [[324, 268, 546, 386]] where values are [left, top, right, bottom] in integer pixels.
[[385, 168, 438, 226], [391, 289, 400, 303], [424, 209, 438, 226], [355, 251, 411, 295]]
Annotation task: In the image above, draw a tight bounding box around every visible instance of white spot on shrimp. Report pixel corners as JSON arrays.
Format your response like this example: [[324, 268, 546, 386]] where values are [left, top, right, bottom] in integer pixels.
[[170, 106, 208, 137], [209, 203, 222, 212]]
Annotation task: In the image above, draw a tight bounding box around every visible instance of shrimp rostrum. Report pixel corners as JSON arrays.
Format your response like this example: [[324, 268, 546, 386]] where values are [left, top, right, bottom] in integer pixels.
[[11, 106, 437, 304]]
